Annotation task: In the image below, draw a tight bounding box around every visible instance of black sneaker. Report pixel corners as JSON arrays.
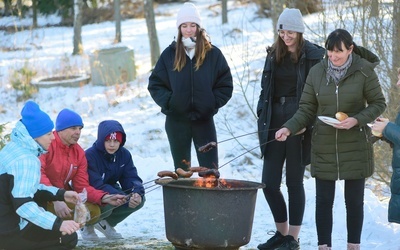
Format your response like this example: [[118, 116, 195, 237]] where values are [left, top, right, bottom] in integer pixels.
[[257, 231, 285, 250], [275, 235, 300, 250]]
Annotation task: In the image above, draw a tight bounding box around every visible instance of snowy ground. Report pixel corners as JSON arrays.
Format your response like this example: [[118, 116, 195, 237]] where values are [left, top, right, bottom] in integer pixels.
[[1, 0, 400, 249]]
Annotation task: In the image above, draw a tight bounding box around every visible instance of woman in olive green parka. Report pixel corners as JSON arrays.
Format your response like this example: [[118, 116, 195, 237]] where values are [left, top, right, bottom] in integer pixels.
[[276, 29, 386, 250]]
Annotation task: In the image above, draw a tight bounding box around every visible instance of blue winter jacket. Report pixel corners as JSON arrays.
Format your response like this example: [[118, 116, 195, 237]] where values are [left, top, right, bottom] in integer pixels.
[[85, 120, 144, 199], [383, 112, 400, 223], [0, 121, 64, 236]]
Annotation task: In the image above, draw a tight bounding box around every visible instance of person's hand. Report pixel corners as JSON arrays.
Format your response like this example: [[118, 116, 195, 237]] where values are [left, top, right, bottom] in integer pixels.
[[60, 220, 81, 235], [333, 117, 358, 130], [129, 193, 142, 209], [64, 190, 80, 204], [53, 201, 73, 219], [275, 128, 291, 141], [101, 194, 126, 206], [372, 117, 389, 134]]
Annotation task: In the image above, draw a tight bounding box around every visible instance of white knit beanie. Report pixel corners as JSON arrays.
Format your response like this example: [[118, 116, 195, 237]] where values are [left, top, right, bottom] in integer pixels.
[[176, 2, 202, 29], [276, 8, 305, 33]]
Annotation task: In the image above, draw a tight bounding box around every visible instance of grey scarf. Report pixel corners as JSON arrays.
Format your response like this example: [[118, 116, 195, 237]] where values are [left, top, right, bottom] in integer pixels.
[[326, 54, 353, 84]]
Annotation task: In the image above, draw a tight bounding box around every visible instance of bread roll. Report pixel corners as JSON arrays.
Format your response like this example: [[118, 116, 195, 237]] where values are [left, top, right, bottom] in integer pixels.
[[335, 112, 348, 121], [371, 130, 383, 137]]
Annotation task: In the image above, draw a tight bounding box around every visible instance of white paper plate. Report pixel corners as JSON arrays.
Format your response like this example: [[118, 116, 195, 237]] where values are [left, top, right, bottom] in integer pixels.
[[318, 116, 340, 126]]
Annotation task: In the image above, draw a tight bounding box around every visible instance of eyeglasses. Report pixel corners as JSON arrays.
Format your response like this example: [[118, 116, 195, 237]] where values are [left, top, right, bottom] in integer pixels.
[[278, 30, 297, 37]]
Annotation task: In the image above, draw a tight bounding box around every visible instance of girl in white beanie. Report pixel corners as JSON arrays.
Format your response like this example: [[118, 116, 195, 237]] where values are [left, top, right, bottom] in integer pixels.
[[148, 3, 233, 174], [257, 8, 325, 250]]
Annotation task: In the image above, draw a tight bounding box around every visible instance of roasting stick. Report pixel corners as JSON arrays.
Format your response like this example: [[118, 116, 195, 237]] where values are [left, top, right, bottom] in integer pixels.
[[198, 127, 286, 153], [215, 127, 307, 169], [77, 181, 162, 226], [217, 131, 259, 144], [214, 128, 281, 145], [217, 138, 277, 170]]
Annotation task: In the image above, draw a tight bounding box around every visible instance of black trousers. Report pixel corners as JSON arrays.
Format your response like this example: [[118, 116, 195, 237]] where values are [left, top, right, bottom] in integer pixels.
[[165, 116, 218, 170], [262, 101, 306, 226], [315, 178, 365, 246], [0, 222, 77, 250]]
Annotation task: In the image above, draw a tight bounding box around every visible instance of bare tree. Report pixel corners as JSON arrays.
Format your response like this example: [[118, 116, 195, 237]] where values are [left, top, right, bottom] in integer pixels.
[[114, 0, 121, 43], [3, 0, 12, 16], [221, 0, 228, 24], [17, 0, 22, 17], [32, 0, 37, 28], [270, 0, 285, 41], [72, 0, 84, 55], [144, 0, 160, 67]]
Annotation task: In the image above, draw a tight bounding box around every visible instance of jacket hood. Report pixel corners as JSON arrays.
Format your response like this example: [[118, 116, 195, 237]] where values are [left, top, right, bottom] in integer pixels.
[[169, 40, 177, 50], [94, 120, 126, 153], [352, 44, 380, 66], [321, 44, 380, 71], [303, 40, 325, 60], [12, 120, 47, 156]]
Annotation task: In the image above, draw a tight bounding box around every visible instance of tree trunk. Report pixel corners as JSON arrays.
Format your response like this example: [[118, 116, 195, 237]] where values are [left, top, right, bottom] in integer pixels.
[[3, 0, 12, 16], [144, 0, 160, 67], [221, 0, 228, 24], [271, 0, 285, 41], [114, 0, 121, 43], [72, 0, 84, 55], [17, 0, 23, 17], [32, 0, 38, 28]]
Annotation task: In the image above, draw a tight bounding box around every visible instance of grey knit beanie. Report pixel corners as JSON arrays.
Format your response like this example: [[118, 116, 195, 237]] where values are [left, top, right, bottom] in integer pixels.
[[276, 8, 305, 33]]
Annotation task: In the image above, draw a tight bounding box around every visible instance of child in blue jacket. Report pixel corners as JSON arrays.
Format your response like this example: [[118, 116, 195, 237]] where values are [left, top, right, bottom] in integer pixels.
[[84, 120, 145, 239]]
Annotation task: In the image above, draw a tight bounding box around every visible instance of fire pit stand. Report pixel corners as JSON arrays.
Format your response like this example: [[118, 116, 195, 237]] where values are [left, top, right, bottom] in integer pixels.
[[156, 178, 265, 250]]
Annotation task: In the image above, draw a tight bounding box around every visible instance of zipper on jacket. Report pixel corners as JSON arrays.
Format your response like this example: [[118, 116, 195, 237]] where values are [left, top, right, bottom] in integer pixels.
[[335, 81, 340, 180], [64, 164, 75, 186], [190, 58, 194, 114]]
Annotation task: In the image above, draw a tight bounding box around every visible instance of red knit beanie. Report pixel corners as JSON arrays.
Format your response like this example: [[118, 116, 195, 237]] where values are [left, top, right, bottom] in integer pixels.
[[105, 132, 123, 143]]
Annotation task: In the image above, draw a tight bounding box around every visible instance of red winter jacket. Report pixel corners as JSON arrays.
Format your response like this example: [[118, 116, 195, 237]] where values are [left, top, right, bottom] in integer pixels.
[[39, 131, 106, 205]]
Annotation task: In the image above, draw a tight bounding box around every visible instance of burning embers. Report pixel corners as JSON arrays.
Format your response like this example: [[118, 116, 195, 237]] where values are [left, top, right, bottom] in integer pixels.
[[193, 176, 232, 188]]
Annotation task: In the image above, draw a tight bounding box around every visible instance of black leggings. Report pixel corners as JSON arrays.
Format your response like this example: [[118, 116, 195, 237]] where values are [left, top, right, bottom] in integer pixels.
[[261, 101, 306, 226], [165, 116, 218, 170], [0, 222, 77, 250], [315, 178, 365, 247]]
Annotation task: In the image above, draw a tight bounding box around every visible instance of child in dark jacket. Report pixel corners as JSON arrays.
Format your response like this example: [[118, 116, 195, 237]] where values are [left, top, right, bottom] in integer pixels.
[[85, 120, 145, 239]]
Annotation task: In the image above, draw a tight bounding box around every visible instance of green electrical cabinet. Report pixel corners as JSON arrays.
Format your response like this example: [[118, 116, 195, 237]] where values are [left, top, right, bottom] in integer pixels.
[[89, 45, 136, 85]]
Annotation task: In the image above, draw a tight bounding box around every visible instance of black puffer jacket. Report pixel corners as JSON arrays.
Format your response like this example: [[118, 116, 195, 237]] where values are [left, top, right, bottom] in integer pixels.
[[148, 41, 233, 121], [257, 40, 325, 164], [283, 46, 386, 180]]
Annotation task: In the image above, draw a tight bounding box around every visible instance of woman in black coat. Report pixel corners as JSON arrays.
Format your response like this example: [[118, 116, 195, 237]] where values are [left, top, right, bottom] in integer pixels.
[[148, 3, 233, 171], [256, 8, 325, 250]]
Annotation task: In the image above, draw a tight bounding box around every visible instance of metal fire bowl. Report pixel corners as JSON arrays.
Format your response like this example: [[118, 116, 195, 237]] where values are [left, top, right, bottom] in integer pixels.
[[156, 178, 265, 250]]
